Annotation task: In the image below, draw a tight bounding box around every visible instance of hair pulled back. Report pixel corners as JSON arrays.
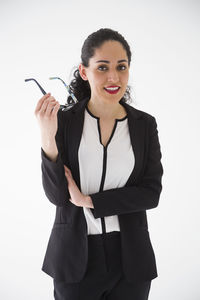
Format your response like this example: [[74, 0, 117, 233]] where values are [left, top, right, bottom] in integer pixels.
[[68, 28, 132, 104]]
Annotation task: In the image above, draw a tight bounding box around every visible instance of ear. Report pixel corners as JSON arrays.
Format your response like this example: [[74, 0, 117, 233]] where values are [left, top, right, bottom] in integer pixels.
[[79, 63, 88, 81]]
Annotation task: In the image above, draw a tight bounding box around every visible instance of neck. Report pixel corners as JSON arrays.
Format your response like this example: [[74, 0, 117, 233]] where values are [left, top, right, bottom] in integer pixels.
[[87, 97, 126, 120]]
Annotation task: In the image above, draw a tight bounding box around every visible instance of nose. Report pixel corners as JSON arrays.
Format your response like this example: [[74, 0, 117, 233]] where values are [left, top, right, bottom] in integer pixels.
[[107, 69, 119, 83]]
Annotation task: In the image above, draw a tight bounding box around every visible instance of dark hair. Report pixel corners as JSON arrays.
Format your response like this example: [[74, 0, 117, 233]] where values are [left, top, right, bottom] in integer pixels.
[[68, 28, 132, 104]]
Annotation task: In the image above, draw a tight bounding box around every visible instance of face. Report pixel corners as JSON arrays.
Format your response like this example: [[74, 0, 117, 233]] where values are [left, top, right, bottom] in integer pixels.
[[79, 40, 129, 104]]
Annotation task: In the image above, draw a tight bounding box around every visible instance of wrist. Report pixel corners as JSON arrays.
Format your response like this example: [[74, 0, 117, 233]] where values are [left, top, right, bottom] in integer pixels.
[[85, 195, 94, 208], [41, 134, 56, 148]]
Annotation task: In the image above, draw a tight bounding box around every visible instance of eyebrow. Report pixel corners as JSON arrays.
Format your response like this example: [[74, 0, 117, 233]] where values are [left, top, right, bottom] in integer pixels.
[[95, 59, 128, 63]]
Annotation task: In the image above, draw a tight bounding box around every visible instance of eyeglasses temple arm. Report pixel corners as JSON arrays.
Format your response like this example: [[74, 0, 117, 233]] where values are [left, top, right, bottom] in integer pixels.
[[49, 77, 78, 103], [24, 78, 47, 95]]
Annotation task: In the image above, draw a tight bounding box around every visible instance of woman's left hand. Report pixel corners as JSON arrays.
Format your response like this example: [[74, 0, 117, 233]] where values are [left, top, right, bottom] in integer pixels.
[[64, 165, 94, 208]]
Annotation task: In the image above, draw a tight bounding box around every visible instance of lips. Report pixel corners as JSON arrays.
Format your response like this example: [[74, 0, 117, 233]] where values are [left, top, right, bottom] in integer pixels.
[[104, 86, 120, 94]]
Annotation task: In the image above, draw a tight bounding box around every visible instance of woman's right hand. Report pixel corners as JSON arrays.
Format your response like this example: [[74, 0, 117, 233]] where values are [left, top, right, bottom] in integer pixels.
[[34, 93, 60, 140], [35, 93, 61, 161]]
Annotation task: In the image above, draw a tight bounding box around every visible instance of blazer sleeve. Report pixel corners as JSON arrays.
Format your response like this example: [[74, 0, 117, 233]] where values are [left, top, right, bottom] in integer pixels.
[[41, 109, 70, 206], [89, 116, 164, 219]]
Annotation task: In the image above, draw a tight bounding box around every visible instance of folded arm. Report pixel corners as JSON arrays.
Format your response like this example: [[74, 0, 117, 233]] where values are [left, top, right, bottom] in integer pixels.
[[89, 116, 164, 219]]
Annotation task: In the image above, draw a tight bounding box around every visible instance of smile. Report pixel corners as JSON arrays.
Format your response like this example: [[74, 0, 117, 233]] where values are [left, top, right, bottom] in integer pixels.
[[104, 87, 120, 94]]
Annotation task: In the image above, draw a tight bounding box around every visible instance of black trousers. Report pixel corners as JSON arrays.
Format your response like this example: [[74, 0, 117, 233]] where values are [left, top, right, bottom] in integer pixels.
[[53, 231, 151, 300]]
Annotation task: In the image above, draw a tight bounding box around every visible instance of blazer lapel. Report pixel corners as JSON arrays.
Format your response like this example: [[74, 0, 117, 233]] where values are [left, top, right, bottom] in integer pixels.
[[67, 98, 90, 189], [121, 100, 145, 185]]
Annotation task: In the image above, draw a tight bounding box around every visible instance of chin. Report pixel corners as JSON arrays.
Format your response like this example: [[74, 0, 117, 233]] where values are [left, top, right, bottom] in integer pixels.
[[104, 92, 124, 102]]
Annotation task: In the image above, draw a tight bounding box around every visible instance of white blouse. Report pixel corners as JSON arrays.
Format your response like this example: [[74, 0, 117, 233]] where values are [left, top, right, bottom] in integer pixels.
[[78, 106, 135, 235]]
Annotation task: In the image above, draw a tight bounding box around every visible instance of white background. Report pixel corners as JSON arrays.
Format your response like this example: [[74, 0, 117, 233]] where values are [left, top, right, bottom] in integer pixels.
[[0, 0, 200, 299]]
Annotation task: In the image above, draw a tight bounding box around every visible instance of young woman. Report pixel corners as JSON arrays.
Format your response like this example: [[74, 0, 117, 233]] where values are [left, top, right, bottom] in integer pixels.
[[35, 28, 163, 300]]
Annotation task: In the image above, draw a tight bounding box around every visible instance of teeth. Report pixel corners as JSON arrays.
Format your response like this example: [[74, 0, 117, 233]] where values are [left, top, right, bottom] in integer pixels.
[[105, 87, 119, 91]]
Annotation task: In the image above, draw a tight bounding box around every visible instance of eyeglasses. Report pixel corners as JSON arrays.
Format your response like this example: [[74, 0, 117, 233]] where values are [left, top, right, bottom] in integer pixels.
[[24, 77, 78, 111]]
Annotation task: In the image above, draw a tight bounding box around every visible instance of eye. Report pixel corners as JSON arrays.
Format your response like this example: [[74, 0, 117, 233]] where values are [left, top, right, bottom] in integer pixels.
[[117, 64, 127, 70], [98, 65, 108, 71]]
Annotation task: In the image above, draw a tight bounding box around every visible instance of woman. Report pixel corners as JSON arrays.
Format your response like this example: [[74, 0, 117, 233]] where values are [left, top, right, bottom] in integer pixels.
[[35, 28, 163, 300]]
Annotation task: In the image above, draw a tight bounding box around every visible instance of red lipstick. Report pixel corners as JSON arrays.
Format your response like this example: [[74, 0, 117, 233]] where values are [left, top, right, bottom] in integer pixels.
[[104, 86, 120, 94]]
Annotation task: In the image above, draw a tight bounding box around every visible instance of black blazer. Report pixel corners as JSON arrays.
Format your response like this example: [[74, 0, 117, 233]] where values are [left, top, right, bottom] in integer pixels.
[[41, 96, 163, 284]]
